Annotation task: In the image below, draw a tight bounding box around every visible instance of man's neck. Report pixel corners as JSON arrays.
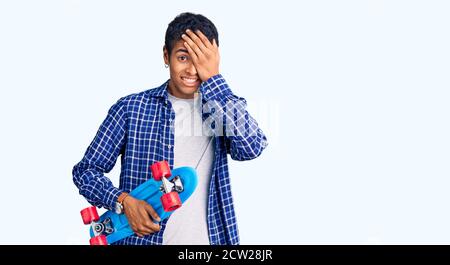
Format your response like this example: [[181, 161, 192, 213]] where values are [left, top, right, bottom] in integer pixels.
[[167, 81, 196, 99]]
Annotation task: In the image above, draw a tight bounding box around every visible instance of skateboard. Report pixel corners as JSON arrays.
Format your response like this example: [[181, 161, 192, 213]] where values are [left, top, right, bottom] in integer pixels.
[[80, 161, 198, 245]]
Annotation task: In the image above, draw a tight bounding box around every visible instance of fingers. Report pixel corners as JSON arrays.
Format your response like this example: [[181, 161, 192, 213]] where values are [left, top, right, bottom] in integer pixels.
[[132, 217, 160, 237], [127, 200, 161, 237], [144, 203, 161, 223], [183, 41, 198, 62], [182, 32, 204, 58], [185, 29, 208, 51], [195, 30, 214, 49], [136, 218, 160, 235], [137, 203, 160, 234]]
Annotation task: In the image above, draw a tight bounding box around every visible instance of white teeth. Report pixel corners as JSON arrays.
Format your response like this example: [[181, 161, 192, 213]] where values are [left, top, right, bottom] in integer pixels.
[[182, 77, 197, 82]]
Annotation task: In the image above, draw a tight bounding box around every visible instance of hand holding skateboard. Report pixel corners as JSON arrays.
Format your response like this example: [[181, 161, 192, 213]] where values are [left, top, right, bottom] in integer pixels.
[[80, 160, 198, 245], [122, 195, 161, 237]]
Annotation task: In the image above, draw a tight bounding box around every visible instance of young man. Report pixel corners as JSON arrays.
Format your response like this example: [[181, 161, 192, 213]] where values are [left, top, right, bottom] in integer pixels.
[[73, 12, 268, 245]]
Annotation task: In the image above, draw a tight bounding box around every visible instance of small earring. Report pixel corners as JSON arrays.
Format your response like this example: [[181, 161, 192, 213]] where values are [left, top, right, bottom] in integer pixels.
[[164, 64, 169, 68]]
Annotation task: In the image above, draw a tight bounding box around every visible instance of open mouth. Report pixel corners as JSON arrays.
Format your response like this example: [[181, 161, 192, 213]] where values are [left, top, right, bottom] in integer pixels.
[[181, 77, 200, 86]]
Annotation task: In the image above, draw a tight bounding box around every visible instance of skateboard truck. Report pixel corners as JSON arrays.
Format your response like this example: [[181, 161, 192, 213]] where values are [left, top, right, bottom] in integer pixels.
[[80, 206, 109, 245], [151, 161, 183, 212], [92, 217, 114, 236], [160, 175, 184, 194]]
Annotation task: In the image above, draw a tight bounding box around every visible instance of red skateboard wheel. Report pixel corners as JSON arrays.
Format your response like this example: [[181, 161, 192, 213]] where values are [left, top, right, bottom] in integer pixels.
[[151, 161, 171, 181], [80, 206, 99, 224], [89, 235, 107, 245], [161, 191, 182, 212]]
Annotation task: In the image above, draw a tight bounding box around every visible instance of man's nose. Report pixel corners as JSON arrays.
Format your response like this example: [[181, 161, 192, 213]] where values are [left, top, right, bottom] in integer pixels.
[[186, 62, 197, 75]]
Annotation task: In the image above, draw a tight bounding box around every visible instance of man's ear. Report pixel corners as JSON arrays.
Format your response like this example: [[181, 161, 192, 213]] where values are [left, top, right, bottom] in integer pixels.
[[163, 45, 169, 65]]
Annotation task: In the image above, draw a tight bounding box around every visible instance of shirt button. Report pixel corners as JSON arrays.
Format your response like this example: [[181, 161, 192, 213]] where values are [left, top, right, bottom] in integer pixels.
[[167, 144, 172, 149], [169, 118, 172, 122]]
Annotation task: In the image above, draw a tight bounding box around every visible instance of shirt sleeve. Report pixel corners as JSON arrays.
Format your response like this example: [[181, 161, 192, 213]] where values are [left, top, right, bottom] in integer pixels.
[[199, 74, 268, 161], [72, 98, 127, 210]]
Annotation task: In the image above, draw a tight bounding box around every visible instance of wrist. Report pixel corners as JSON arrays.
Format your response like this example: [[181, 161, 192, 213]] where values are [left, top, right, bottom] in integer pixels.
[[201, 71, 219, 82], [114, 192, 129, 214], [206, 72, 219, 81], [117, 192, 129, 204], [122, 194, 132, 207]]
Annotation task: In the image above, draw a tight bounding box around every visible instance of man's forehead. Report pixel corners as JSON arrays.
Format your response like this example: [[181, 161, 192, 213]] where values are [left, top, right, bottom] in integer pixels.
[[174, 48, 188, 54], [173, 39, 186, 49], [172, 40, 188, 54]]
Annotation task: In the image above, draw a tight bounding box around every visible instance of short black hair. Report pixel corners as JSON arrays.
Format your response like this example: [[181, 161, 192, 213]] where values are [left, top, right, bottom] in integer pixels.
[[165, 12, 219, 56]]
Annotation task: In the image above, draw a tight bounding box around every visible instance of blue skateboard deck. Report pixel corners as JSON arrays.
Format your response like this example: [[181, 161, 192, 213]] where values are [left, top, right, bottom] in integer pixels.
[[86, 166, 198, 245]]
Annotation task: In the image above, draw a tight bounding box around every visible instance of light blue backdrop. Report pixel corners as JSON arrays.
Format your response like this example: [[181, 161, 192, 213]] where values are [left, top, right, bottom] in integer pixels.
[[0, 0, 449, 244]]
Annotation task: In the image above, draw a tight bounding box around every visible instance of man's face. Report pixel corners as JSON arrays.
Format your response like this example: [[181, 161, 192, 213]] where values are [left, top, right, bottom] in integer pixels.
[[164, 39, 201, 99]]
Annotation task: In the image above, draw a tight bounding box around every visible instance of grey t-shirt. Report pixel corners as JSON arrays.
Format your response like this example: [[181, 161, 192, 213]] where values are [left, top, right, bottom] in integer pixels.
[[163, 92, 215, 245]]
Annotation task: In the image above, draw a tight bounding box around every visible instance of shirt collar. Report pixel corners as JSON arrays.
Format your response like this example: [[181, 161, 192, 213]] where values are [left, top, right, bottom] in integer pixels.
[[147, 79, 170, 102]]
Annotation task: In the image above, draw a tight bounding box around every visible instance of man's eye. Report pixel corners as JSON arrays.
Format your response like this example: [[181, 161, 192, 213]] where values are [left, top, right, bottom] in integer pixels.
[[178, 56, 187, 61]]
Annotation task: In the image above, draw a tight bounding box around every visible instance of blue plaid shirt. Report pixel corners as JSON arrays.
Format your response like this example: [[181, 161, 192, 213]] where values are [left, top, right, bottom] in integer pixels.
[[73, 74, 268, 245]]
